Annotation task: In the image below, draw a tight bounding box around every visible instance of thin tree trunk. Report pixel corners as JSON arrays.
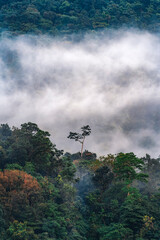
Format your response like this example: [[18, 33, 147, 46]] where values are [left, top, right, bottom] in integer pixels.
[[81, 137, 85, 157]]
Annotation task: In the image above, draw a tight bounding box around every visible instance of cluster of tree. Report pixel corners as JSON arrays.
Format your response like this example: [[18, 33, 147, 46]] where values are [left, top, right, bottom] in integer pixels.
[[85, 153, 159, 239], [1, 122, 160, 239], [0, 0, 159, 35], [0, 122, 87, 240]]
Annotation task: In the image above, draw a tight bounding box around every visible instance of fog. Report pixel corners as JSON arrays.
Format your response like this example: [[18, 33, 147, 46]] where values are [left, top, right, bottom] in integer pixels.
[[0, 29, 159, 157]]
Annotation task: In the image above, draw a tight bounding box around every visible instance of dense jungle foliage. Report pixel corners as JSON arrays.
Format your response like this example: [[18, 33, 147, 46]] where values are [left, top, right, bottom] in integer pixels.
[[1, 122, 160, 239], [0, 0, 159, 35]]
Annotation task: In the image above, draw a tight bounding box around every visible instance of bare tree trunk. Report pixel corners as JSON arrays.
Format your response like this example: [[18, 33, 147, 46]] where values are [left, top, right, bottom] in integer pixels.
[[81, 137, 85, 158]]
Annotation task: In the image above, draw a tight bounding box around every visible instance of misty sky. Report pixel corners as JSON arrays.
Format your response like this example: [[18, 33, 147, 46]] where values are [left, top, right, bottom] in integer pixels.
[[0, 29, 160, 157]]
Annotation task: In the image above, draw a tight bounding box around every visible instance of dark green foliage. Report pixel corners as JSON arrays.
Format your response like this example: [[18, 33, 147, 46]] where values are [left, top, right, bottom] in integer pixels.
[[0, 0, 159, 35], [5, 163, 23, 170], [0, 205, 5, 239], [0, 122, 87, 240], [7, 221, 35, 240], [113, 152, 148, 184], [98, 223, 133, 240], [1, 122, 160, 239], [139, 154, 160, 194], [0, 124, 11, 141], [84, 153, 160, 240], [68, 125, 91, 142], [59, 155, 76, 181], [120, 190, 146, 235], [93, 165, 114, 191], [82, 150, 97, 162], [0, 122, 64, 175]]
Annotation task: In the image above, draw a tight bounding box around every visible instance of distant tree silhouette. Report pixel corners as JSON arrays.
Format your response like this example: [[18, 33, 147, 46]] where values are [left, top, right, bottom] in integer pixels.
[[68, 125, 91, 157]]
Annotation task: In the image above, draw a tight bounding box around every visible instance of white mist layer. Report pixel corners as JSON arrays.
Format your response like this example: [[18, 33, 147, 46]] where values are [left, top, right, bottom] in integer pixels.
[[0, 29, 160, 157]]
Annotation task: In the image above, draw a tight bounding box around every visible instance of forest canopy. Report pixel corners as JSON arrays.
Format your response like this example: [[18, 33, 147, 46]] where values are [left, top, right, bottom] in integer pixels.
[[0, 0, 159, 35], [0, 122, 160, 239], [0, 0, 159, 237]]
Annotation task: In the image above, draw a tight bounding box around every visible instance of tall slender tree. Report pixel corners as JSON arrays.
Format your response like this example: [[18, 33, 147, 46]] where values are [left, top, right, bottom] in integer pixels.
[[68, 125, 91, 157]]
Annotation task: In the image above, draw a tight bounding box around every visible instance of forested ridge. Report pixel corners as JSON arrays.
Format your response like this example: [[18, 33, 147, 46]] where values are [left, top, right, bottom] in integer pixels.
[[0, 0, 159, 238], [0, 122, 160, 239], [0, 0, 159, 35]]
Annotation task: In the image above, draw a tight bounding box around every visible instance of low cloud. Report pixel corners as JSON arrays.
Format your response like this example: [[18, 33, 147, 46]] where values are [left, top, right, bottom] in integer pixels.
[[0, 29, 159, 157]]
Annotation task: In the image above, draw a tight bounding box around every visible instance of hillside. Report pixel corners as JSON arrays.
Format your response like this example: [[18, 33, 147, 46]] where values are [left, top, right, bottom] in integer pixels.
[[0, 123, 160, 239], [0, 0, 159, 35]]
